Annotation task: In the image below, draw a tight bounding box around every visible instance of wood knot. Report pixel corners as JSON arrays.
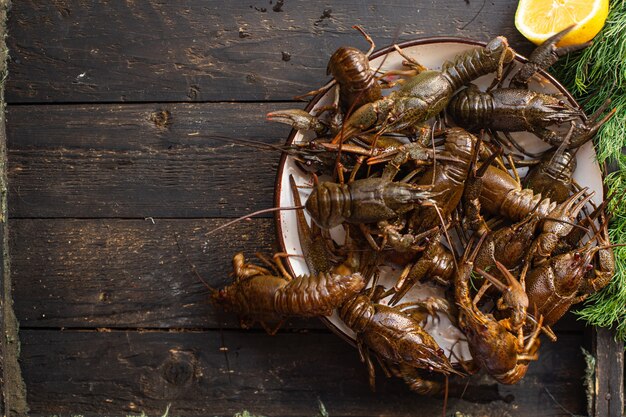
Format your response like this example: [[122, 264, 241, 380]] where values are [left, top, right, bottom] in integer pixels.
[[149, 109, 172, 129], [161, 350, 196, 386], [272, 0, 284, 12]]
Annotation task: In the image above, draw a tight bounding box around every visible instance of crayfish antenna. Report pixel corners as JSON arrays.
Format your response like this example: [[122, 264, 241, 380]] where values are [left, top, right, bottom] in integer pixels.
[[432, 203, 458, 270], [206, 205, 305, 237], [475, 267, 508, 293], [442, 374, 449, 417]]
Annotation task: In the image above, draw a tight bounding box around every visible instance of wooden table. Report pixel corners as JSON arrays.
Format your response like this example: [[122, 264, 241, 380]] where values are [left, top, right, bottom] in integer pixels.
[[4, 1, 623, 416]]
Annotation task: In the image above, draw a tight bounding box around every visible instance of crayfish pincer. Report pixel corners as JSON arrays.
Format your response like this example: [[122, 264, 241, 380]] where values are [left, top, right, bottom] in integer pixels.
[[447, 25, 613, 150], [214, 253, 365, 335], [332, 36, 515, 144], [268, 26, 381, 137], [525, 231, 618, 327], [455, 238, 542, 384]]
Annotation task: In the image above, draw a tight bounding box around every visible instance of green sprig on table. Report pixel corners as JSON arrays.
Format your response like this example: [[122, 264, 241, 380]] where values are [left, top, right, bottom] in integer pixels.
[[552, 0, 626, 342]]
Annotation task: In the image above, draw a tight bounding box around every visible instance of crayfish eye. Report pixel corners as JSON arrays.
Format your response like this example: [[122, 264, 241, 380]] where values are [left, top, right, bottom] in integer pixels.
[[558, 100, 565, 106], [574, 253, 581, 261]]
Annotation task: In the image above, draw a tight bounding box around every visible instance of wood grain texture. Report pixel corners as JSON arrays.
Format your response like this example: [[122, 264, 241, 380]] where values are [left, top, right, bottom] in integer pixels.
[[20, 330, 586, 417], [6, 0, 534, 103], [0, 0, 28, 414], [593, 327, 624, 417], [7, 103, 293, 151], [7, 103, 294, 218], [10, 218, 287, 329]]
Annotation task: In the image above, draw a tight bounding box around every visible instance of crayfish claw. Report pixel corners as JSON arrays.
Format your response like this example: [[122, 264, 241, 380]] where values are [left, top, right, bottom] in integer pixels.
[[568, 106, 616, 149], [266, 109, 327, 136], [512, 24, 591, 87]]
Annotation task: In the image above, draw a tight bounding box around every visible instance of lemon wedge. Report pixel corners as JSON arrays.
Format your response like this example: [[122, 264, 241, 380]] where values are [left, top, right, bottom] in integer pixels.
[[515, 0, 609, 46]]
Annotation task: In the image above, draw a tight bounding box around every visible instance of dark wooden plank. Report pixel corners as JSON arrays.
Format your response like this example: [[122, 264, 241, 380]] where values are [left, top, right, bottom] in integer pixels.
[[6, 0, 534, 103], [10, 218, 306, 329], [8, 146, 278, 218], [6, 103, 293, 151], [20, 330, 586, 416], [9, 218, 587, 333], [7, 103, 295, 218], [593, 327, 624, 417], [0, 0, 28, 414]]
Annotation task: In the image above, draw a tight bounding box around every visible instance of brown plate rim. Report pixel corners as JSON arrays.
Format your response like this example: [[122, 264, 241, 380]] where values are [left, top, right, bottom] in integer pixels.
[[272, 36, 582, 348]]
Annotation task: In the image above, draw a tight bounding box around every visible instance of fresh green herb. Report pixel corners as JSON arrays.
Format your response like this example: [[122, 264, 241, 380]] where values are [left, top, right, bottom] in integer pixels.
[[552, 0, 626, 342], [470, 271, 480, 292]]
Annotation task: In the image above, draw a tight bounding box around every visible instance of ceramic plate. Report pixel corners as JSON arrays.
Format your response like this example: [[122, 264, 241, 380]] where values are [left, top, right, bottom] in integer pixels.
[[274, 38, 604, 364]]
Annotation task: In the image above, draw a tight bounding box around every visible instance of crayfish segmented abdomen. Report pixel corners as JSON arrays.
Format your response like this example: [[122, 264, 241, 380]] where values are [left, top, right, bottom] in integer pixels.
[[215, 253, 366, 332], [478, 165, 556, 221], [441, 36, 515, 91], [328, 46, 382, 113], [274, 270, 366, 316]]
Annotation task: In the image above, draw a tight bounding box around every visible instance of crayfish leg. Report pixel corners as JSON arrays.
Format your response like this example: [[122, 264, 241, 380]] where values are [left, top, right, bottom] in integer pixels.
[[356, 338, 377, 392], [352, 25, 375, 56], [233, 253, 273, 279], [396, 365, 442, 395], [389, 258, 432, 305], [293, 80, 336, 101], [260, 320, 285, 336], [394, 44, 428, 74], [472, 280, 492, 308], [501, 131, 544, 158], [359, 223, 382, 251], [486, 60, 516, 91], [523, 315, 544, 353], [272, 252, 295, 281]]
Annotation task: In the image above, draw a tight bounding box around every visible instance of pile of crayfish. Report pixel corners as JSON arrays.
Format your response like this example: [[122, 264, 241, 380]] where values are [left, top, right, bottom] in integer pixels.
[[214, 25, 618, 394]]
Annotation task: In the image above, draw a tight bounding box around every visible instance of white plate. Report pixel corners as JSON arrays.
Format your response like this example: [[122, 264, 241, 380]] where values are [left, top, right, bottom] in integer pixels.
[[274, 38, 604, 364]]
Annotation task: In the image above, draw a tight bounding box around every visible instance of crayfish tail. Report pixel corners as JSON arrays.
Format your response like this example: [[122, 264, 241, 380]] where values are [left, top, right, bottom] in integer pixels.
[[275, 272, 366, 317], [442, 36, 515, 91]]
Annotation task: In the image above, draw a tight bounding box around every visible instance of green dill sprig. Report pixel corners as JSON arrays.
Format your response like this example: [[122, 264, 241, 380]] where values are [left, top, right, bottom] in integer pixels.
[[576, 173, 626, 340], [551, 0, 626, 342], [553, 0, 626, 164]]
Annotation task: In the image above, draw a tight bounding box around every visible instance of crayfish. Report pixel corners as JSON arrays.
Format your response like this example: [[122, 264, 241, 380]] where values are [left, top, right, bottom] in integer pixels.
[[209, 28, 617, 396], [447, 25, 615, 153]]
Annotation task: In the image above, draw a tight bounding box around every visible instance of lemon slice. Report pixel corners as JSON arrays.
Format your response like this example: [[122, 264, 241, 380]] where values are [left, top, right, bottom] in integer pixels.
[[515, 0, 609, 46]]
